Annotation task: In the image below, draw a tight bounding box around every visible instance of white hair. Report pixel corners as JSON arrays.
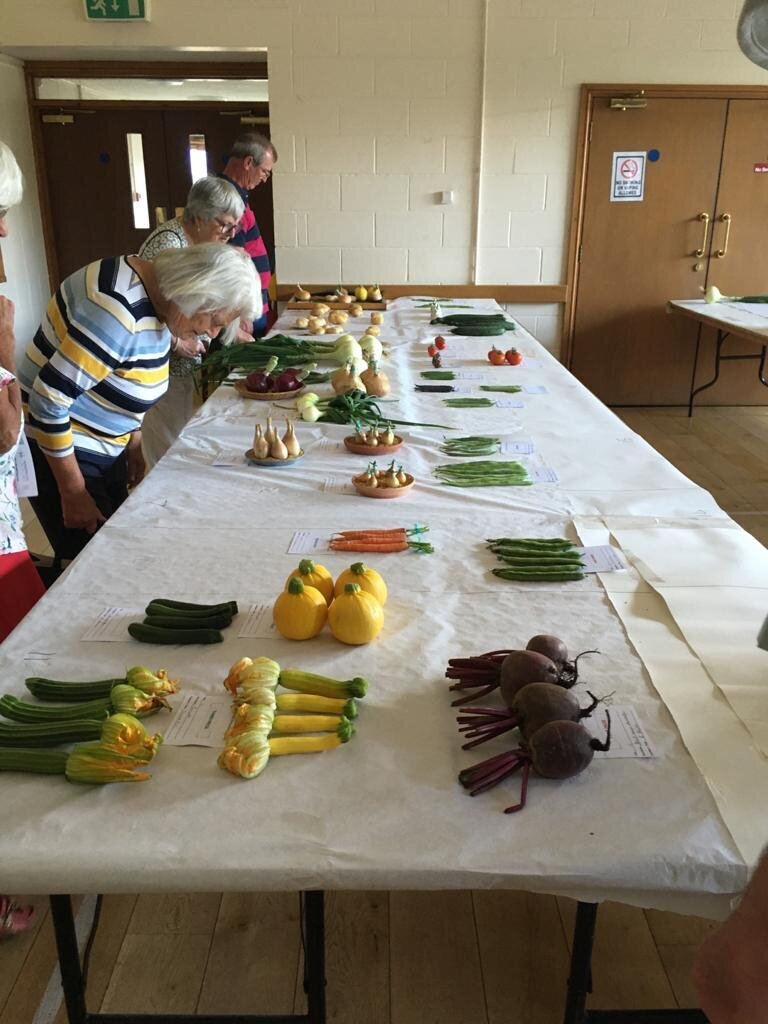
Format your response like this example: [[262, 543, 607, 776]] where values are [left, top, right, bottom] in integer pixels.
[[0, 140, 23, 210], [183, 175, 244, 224], [153, 243, 262, 322], [230, 132, 278, 165]]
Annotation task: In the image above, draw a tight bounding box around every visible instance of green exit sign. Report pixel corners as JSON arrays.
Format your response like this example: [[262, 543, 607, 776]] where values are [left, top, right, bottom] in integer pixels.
[[84, 0, 150, 20]]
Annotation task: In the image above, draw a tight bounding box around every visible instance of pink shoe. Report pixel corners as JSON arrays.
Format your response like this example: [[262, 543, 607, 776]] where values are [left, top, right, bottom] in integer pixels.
[[0, 896, 34, 938]]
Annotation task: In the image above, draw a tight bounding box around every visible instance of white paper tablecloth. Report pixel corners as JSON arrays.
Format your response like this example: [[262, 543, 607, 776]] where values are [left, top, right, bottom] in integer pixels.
[[1, 298, 762, 917]]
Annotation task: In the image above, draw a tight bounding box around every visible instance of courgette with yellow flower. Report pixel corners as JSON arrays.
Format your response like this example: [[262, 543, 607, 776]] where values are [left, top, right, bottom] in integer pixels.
[[0, 684, 171, 724], [0, 714, 163, 783], [25, 666, 179, 702], [219, 719, 354, 780]]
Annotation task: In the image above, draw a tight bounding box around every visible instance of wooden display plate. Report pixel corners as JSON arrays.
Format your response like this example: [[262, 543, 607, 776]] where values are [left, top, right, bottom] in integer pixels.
[[344, 435, 404, 456], [234, 380, 305, 400], [245, 448, 304, 467], [352, 473, 414, 498]]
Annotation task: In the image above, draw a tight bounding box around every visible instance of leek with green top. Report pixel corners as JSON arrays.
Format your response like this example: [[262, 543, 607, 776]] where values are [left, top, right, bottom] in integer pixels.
[[704, 285, 768, 304]]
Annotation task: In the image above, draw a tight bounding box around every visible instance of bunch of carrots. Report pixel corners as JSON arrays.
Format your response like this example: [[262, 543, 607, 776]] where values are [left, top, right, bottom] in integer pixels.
[[329, 525, 433, 554]]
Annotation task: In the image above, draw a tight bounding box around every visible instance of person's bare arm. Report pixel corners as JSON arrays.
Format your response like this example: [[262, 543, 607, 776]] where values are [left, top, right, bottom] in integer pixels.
[[692, 849, 768, 1023], [0, 296, 22, 453], [43, 452, 105, 534]]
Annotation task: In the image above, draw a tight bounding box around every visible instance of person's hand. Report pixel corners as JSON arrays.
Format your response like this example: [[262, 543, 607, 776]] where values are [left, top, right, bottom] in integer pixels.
[[0, 297, 15, 369], [693, 905, 768, 1023], [61, 489, 105, 534], [236, 327, 255, 343], [172, 337, 206, 360], [126, 433, 145, 488]]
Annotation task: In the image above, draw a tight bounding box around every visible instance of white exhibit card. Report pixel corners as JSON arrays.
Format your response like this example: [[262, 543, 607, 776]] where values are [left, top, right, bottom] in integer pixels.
[[585, 705, 656, 759], [81, 607, 142, 641], [212, 452, 246, 467], [238, 602, 278, 639], [453, 370, 485, 381], [500, 439, 535, 455], [530, 466, 559, 484], [287, 530, 332, 554], [161, 694, 234, 747], [522, 385, 548, 394], [14, 432, 38, 498], [575, 544, 626, 574], [494, 398, 524, 409], [323, 477, 356, 494]]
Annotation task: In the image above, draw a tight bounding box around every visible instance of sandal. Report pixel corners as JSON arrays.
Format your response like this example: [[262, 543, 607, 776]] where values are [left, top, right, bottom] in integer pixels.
[[0, 896, 34, 938]]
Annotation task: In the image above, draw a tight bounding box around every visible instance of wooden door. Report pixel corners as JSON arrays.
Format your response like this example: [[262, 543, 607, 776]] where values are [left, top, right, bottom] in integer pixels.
[[39, 108, 168, 280], [570, 98, 728, 405], [691, 98, 768, 403], [161, 110, 275, 265]]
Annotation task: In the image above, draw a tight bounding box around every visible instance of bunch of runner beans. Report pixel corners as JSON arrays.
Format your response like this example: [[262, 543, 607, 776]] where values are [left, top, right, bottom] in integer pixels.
[[443, 397, 495, 408], [434, 461, 531, 487], [439, 436, 501, 457], [486, 538, 585, 582]]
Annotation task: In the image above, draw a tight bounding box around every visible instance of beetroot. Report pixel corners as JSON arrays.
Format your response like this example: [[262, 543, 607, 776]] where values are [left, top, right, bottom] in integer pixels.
[[456, 683, 598, 750], [499, 651, 559, 705], [458, 711, 611, 813], [525, 634, 598, 685]]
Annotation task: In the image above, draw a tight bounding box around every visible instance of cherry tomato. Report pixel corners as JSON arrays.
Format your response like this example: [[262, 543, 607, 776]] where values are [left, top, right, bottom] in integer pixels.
[[487, 346, 506, 366], [427, 344, 438, 357], [435, 336, 447, 350], [432, 353, 442, 368], [505, 348, 523, 365]]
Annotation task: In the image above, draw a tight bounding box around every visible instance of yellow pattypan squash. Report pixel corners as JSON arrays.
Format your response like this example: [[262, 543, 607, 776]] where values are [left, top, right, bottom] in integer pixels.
[[328, 582, 384, 645], [273, 577, 327, 640], [286, 559, 334, 605], [334, 562, 387, 606]]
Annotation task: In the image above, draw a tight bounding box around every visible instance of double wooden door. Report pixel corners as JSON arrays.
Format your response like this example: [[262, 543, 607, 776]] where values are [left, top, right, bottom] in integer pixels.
[[569, 94, 768, 405], [38, 105, 274, 284]]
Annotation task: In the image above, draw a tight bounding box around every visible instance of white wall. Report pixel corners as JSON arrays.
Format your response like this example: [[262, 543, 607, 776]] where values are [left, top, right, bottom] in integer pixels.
[[2, 0, 768, 355], [0, 57, 49, 366]]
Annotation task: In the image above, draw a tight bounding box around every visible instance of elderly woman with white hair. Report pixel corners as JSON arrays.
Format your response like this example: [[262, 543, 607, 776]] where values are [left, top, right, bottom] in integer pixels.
[[18, 242, 261, 562], [0, 139, 46, 646], [138, 175, 246, 467]]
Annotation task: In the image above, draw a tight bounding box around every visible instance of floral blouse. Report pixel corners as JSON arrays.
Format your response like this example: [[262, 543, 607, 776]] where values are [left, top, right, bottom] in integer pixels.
[[0, 368, 27, 556]]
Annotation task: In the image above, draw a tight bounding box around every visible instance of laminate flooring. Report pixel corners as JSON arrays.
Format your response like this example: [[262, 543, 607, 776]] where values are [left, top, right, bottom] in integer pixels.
[[9, 405, 767, 1023]]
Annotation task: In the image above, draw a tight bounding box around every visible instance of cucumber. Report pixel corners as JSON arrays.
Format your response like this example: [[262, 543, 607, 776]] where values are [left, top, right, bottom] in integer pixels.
[[128, 622, 224, 645], [25, 677, 125, 701], [0, 719, 103, 747], [450, 324, 513, 336], [142, 613, 233, 630], [146, 599, 238, 617]]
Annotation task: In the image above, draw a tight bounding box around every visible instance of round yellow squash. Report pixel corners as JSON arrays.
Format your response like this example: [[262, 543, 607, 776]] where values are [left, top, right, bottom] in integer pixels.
[[328, 582, 384, 645], [334, 562, 387, 606], [273, 578, 327, 640], [286, 559, 334, 605]]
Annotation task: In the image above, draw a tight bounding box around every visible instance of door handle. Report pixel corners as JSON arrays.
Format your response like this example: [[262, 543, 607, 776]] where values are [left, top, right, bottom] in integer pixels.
[[693, 212, 711, 258], [154, 206, 167, 227], [714, 213, 732, 258]]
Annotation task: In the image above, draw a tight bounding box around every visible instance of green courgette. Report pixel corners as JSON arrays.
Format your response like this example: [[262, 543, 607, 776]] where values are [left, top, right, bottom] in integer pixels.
[[128, 622, 224, 645], [25, 677, 125, 701], [0, 719, 103, 747], [146, 599, 238, 617], [142, 613, 233, 630]]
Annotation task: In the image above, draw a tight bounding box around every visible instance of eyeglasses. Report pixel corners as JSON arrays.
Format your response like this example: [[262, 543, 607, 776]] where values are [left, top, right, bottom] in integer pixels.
[[214, 218, 238, 236], [0, 208, 8, 220]]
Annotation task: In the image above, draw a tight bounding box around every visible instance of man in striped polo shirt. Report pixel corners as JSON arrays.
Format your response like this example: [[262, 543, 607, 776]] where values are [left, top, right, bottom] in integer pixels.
[[219, 132, 277, 337]]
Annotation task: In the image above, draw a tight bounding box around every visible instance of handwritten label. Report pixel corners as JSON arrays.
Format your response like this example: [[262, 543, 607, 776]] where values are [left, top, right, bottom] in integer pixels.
[[575, 544, 626, 574], [494, 398, 524, 409], [14, 433, 38, 498], [323, 477, 356, 494], [500, 439, 535, 455], [238, 603, 278, 639], [586, 706, 656, 758], [81, 607, 141, 642], [287, 530, 333, 554], [161, 695, 234, 747], [522, 385, 548, 395], [530, 466, 558, 483]]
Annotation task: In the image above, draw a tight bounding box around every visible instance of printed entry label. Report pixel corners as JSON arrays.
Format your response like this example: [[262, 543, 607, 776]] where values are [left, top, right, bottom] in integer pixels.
[[611, 151, 646, 202]]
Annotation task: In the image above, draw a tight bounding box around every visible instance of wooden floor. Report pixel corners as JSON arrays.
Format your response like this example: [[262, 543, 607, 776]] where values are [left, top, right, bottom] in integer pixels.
[[7, 405, 767, 1024]]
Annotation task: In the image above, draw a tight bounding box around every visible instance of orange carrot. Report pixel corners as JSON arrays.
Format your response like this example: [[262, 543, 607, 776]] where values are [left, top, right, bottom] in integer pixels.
[[334, 529, 408, 540], [329, 539, 409, 552]]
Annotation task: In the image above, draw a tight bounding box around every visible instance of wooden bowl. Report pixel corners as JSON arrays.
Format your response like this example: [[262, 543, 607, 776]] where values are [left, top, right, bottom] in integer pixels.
[[343, 434, 404, 456], [235, 380, 305, 401], [352, 473, 414, 498], [245, 449, 304, 467]]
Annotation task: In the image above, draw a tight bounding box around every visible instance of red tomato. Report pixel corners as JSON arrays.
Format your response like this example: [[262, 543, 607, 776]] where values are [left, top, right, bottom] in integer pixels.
[[435, 336, 447, 350], [487, 347, 506, 366], [432, 353, 442, 368], [427, 344, 438, 357], [504, 348, 522, 365]]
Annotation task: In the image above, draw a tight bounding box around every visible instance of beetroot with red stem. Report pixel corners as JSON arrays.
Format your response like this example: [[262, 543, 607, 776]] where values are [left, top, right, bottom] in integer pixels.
[[458, 712, 612, 813], [457, 683, 599, 750], [525, 634, 599, 686], [446, 649, 515, 706]]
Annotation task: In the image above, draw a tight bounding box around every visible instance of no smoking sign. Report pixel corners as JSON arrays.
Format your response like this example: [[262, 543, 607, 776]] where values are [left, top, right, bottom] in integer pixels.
[[611, 151, 646, 202]]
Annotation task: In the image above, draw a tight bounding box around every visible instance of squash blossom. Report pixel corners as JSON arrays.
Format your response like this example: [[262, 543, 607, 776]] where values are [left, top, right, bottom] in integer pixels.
[[223, 657, 280, 697], [225, 703, 275, 740], [218, 731, 271, 779], [100, 714, 163, 762], [65, 743, 153, 784], [125, 666, 180, 696], [110, 683, 171, 717]]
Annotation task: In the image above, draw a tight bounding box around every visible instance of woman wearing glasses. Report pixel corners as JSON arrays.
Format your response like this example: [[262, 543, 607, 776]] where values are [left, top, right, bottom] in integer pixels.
[[138, 175, 245, 467]]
